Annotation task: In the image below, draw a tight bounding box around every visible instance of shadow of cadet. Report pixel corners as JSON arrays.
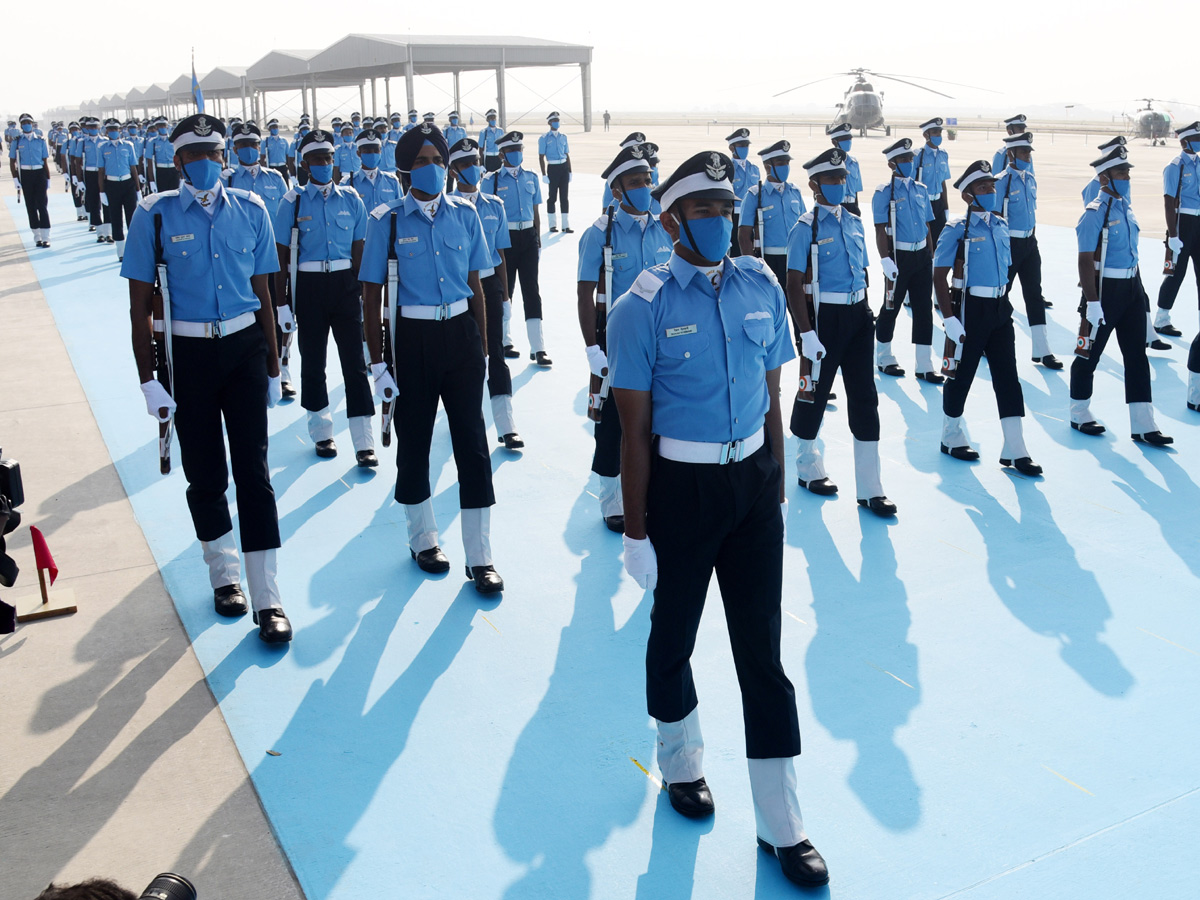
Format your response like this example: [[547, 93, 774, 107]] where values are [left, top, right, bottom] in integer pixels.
[[799, 505, 923, 832]]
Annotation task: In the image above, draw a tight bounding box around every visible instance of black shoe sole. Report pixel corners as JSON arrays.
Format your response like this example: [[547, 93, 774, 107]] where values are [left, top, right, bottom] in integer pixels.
[[940, 444, 980, 461], [755, 838, 830, 887], [1070, 421, 1106, 436]]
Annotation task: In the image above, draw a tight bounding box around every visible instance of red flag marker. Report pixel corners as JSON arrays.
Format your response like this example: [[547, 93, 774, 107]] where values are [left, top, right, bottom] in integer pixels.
[[29, 526, 58, 588], [15, 526, 76, 623]]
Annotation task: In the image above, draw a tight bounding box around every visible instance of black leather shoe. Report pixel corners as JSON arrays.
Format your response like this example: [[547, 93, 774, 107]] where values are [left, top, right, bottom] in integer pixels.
[[826, 391, 837, 401], [281, 381, 297, 398], [877, 363, 906, 377], [562, 227, 574, 234], [757, 837, 829, 887], [858, 496, 898, 517], [412, 547, 451, 573], [1001, 456, 1043, 476], [88, 225, 96, 232], [253, 607, 293, 643], [666, 778, 715, 818], [214, 584, 249, 617], [96, 235, 105, 243], [315, 439, 337, 458], [604, 515, 625, 534], [1132, 431, 1174, 446], [548, 226, 558, 233], [1033, 354, 1064, 370], [532, 350, 553, 366], [466, 564, 504, 594], [941, 443, 980, 461], [503, 344, 520, 359], [501, 432, 525, 450], [1148, 339, 1172, 351], [106, 236, 114, 243], [1155, 323, 1183, 337], [1042, 299, 1054, 309], [914, 370, 945, 384], [1188, 402, 1199, 412], [356, 449, 378, 468], [1071, 420, 1106, 436], [798, 476, 838, 495]]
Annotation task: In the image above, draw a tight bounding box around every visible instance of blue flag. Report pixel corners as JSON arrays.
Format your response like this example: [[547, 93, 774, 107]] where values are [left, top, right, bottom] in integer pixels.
[[191, 51, 205, 113]]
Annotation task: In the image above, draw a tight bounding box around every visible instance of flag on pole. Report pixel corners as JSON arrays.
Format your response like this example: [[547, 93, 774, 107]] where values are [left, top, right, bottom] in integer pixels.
[[29, 526, 58, 586], [192, 49, 205, 113]]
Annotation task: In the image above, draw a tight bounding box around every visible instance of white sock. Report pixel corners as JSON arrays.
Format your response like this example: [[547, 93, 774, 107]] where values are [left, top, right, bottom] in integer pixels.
[[527, 318, 545, 354], [656, 707, 704, 784], [404, 500, 439, 553], [547, 212, 557, 230], [1031, 324, 1052, 359], [201, 531, 241, 589], [876, 341, 897, 367], [1145, 310, 1156, 344], [749, 757, 807, 849], [914, 343, 933, 373], [460, 507, 492, 567], [852, 439, 884, 500], [562, 212, 570, 229], [502, 299, 513, 346], [999, 416, 1029, 460], [795, 438, 827, 483], [306, 407, 334, 443], [490, 393, 516, 436], [1154, 307, 1172, 329], [348, 415, 374, 452], [598, 474, 624, 517], [941, 415, 970, 449], [1129, 401, 1157, 435], [1189, 371, 1200, 407], [243, 548, 282, 612], [1069, 398, 1095, 425]]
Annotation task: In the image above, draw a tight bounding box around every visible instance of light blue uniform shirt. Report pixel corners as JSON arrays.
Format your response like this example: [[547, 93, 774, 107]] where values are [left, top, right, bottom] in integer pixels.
[[538, 130, 570, 164], [786, 204, 868, 294], [99, 139, 138, 176], [359, 192, 490, 306], [153, 134, 176, 166], [479, 125, 504, 155], [82, 133, 104, 168], [380, 131, 401, 173], [1076, 193, 1139, 269], [227, 165, 288, 217], [68, 134, 83, 160], [871, 176, 934, 244], [129, 134, 144, 162], [1081, 177, 1101, 206], [934, 211, 1012, 287], [346, 168, 402, 213], [739, 180, 807, 253], [1163, 152, 1200, 207], [272, 182, 367, 261], [335, 141, 361, 175], [444, 124, 467, 147], [120, 186, 279, 322], [844, 154, 863, 198], [731, 158, 761, 210], [452, 189, 511, 269], [9, 134, 48, 166], [994, 167, 1037, 233], [577, 207, 673, 298], [993, 148, 1035, 177], [914, 144, 952, 198], [482, 166, 542, 224], [264, 134, 289, 166], [608, 253, 794, 443]]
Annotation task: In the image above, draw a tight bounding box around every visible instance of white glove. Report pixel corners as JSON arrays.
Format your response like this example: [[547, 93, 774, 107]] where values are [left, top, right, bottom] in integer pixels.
[[1086, 301, 1105, 329], [150, 181, 157, 193], [139, 379, 176, 422], [623, 535, 657, 591], [138, 174, 146, 186], [569, 172, 573, 183], [100, 193, 108, 207], [267, 375, 282, 408], [943, 315, 965, 344], [542, 174, 550, 185], [780, 498, 788, 541], [276, 304, 295, 333], [1168, 235, 1184, 255], [881, 257, 899, 281], [71, 175, 79, 187], [371, 361, 398, 401], [585, 343, 609, 377], [799, 329, 826, 361]]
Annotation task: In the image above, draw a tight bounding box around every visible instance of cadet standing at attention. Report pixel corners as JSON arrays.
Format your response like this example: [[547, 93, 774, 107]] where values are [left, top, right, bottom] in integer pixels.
[[1081, 136, 1125, 206], [789, 149, 897, 515], [873, 138, 940, 381], [538, 111, 573, 233], [98, 117, 141, 260], [1154, 121, 1200, 340], [81, 118, 109, 242], [381, 114, 402, 174], [122, 114, 292, 643], [264, 119, 291, 185], [1070, 147, 1174, 443], [273, 130, 377, 465], [608, 150, 829, 888], [227, 123, 288, 212], [334, 121, 361, 181], [601, 132, 648, 211], [737, 140, 806, 284], [915, 117, 952, 245], [346, 129, 402, 212], [726, 128, 759, 257], [479, 109, 504, 172], [443, 111, 467, 148], [992, 114, 1031, 175], [934, 161, 1042, 474], [9, 113, 52, 247], [576, 145, 673, 531], [825, 124, 863, 215], [360, 124, 504, 594]]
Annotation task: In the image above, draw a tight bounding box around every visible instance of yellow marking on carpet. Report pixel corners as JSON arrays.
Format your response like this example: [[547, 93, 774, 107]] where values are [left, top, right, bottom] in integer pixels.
[[480, 615, 500, 634], [1138, 627, 1198, 656], [866, 660, 914, 689], [630, 757, 664, 790], [784, 610, 808, 625], [1042, 765, 1093, 796]]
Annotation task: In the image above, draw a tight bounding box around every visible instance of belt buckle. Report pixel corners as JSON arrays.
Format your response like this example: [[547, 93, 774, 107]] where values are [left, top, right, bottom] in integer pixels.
[[209, 319, 224, 339], [434, 302, 450, 321], [719, 439, 744, 465], [323, 259, 333, 273]]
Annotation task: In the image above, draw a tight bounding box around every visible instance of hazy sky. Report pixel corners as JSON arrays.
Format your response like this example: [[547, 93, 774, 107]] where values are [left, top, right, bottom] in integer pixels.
[[4, 1, 1195, 123]]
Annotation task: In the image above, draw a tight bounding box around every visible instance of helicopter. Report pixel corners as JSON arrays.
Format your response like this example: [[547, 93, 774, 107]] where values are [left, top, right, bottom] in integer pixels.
[[1125, 99, 1176, 145], [774, 68, 996, 136]]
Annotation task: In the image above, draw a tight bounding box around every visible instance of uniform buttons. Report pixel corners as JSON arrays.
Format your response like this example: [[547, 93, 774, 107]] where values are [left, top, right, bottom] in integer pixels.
[[213, 253, 219, 258], [727, 337, 731, 343], [684, 351, 691, 359], [218, 285, 223, 290], [439, 277, 444, 282], [735, 417, 740, 423], [436, 251, 440, 255], [731, 377, 736, 383]]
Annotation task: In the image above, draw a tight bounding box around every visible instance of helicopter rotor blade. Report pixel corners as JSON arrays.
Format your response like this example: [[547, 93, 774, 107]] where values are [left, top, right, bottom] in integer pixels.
[[772, 73, 851, 98], [875, 72, 1004, 95], [867, 73, 955, 100]]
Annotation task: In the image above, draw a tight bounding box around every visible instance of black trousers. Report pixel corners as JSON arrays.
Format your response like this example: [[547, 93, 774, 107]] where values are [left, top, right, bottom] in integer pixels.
[[928, 194, 948, 247], [1005, 235, 1046, 326], [155, 166, 180, 191], [504, 229, 543, 320], [729, 210, 743, 257], [70, 169, 86, 209], [19, 171, 49, 230], [1157, 213, 1200, 311], [482, 272, 512, 397], [104, 179, 137, 241], [392, 312, 495, 509], [763, 253, 787, 285], [546, 164, 569, 214], [294, 269, 374, 418], [592, 313, 620, 477], [645, 443, 801, 759], [790, 300, 880, 441], [876, 246, 934, 345], [84, 170, 102, 226], [841, 199, 861, 217], [1070, 278, 1152, 404], [943, 295, 1025, 419], [484, 154, 502, 173], [172, 325, 280, 551]]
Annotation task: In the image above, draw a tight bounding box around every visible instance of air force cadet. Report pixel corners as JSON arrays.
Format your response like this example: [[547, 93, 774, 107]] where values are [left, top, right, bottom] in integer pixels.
[[345, 129, 402, 211], [915, 117, 952, 245], [443, 111, 467, 148], [934, 161, 1042, 474], [98, 118, 141, 260], [121, 114, 292, 643], [608, 150, 829, 889], [726, 128, 760, 257], [992, 114, 1032, 175], [737, 140, 806, 284], [1082, 136, 1125, 206], [9, 113, 51, 247], [227, 123, 288, 212], [1156, 121, 1200, 340], [479, 109, 504, 171], [538, 111, 573, 233], [360, 124, 504, 594], [826, 123, 863, 215]]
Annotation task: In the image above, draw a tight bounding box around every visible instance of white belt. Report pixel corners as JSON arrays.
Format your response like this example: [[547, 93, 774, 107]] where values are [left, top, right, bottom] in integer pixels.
[[508, 220, 534, 231], [895, 239, 926, 251], [399, 299, 469, 320], [479, 266, 496, 278], [170, 311, 256, 339], [928, 192, 942, 200], [658, 427, 764, 465], [298, 259, 352, 272], [967, 286, 1006, 298], [546, 159, 568, 166], [1179, 208, 1200, 216], [734, 202, 743, 213], [106, 174, 132, 181], [1008, 228, 1034, 239], [763, 246, 788, 255], [19, 164, 42, 170], [1100, 266, 1136, 279], [803, 288, 865, 304], [485, 151, 500, 156], [85, 166, 99, 171]]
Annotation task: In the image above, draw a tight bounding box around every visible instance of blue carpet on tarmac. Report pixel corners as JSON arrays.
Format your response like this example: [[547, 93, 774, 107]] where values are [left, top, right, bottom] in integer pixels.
[[8, 182, 1199, 900]]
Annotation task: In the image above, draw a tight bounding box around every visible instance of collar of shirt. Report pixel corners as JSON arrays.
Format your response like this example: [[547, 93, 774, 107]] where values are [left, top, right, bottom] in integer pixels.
[[503, 165, 522, 177], [969, 210, 996, 226], [454, 188, 480, 205], [241, 163, 261, 177], [766, 179, 786, 192], [816, 202, 843, 222], [181, 181, 225, 215], [669, 252, 724, 293], [614, 206, 649, 232], [360, 168, 378, 182], [403, 190, 442, 222], [305, 181, 334, 200]]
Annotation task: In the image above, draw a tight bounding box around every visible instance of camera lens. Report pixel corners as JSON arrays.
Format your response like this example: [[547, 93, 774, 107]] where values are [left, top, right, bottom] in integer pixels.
[[138, 873, 197, 900]]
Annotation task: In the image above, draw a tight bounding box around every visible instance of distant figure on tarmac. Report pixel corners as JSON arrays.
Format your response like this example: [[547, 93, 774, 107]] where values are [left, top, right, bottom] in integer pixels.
[[603, 110, 611, 131]]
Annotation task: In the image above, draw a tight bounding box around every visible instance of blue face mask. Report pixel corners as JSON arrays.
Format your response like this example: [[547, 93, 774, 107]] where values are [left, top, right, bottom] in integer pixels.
[[1111, 178, 1131, 199], [732, 145, 748, 160], [360, 152, 381, 169], [299, 128, 309, 138], [820, 182, 846, 205], [1188, 140, 1200, 154], [770, 164, 790, 183], [107, 131, 119, 140], [837, 138, 851, 152], [550, 122, 559, 131], [21, 123, 32, 133], [183, 158, 222, 191], [409, 116, 418, 124], [505, 150, 523, 167], [929, 134, 943, 147], [623, 185, 652, 212], [895, 160, 915, 178], [487, 118, 496, 127], [308, 163, 334, 184], [457, 164, 482, 187], [270, 127, 279, 136], [973, 191, 999, 211], [237, 147, 259, 165], [1012, 158, 1031, 171], [411, 163, 446, 196], [678, 213, 732, 263], [449, 117, 459, 126]]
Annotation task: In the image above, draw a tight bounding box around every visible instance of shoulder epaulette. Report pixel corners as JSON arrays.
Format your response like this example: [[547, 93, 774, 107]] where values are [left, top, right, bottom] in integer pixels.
[[798, 210, 815, 226], [282, 188, 299, 204], [732, 254, 777, 285], [591, 213, 609, 231], [370, 199, 401, 220], [138, 190, 178, 211], [629, 268, 666, 302]]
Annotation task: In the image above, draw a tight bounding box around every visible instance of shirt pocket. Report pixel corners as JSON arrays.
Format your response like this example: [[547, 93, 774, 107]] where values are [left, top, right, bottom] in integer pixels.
[[657, 332, 710, 372], [163, 235, 202, 268], [741, 317, 773, 377], [397, 234, 430, 260]]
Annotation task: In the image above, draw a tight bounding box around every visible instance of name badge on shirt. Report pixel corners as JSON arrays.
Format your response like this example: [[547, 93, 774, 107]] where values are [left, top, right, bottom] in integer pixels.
[[611, 253, 628, 260], [170, 234, 194, 243], [969, 236, 986, 243], [397, 236, 418, 245], [298, 215, 312, 222], [817, 237, 835, 245], [666, 324, 698, 338], [760, 205, 775, 212]]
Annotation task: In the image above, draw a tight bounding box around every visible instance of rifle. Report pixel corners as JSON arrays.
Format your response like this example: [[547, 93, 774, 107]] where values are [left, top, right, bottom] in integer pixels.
[[151, 214, 175, 474], [1077, 196, 1114, 359], [281, 194, 299, 396], [796, 215, 821, 404], [12, 150, 21, 204], [1164, 157, 1185, 274], [754, 179, 765, 258], [884, 178, 897, 310], [589, 208, 617, 423], [381, 210, 399, 444], [942, 214, 968, 378]]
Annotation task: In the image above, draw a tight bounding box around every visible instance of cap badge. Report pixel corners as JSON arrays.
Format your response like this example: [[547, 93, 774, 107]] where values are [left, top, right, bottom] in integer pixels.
[[980, 160, 991, 173], [631, 146, 644, 159], [829, 150, 842, 166], [706, 153, 727, 180], [420, 124, 432, 134], [195, 117, 212, 136]]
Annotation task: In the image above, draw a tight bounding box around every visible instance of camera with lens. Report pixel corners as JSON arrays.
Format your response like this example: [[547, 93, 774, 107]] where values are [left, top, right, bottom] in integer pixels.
[[137, 873, 197, 900], [1, 451, 24, 593]]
